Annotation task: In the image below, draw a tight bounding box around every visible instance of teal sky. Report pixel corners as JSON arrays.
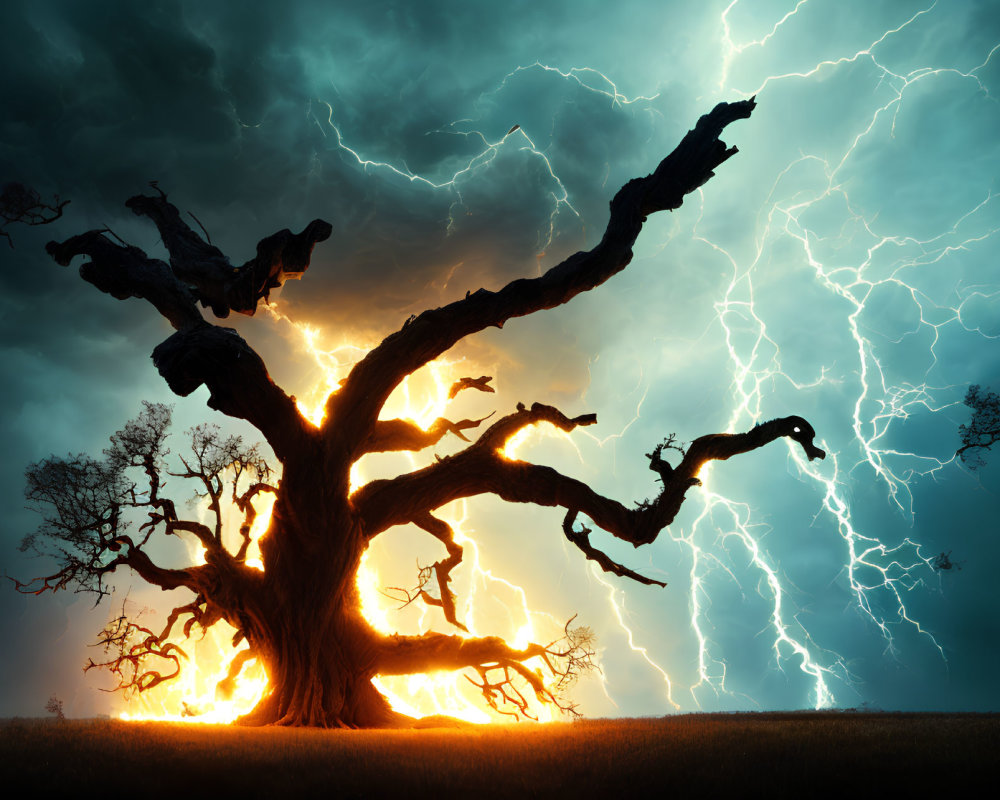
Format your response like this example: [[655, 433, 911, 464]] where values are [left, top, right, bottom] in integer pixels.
[[1, 0, 999, 719]]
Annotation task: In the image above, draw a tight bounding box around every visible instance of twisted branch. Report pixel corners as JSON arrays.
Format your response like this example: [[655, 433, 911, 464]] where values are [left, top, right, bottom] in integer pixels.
[[364, 413, 495, 455], [358, 407, 825, 586], [377, 616, 596, 720], [45, 190, 326, 456], [85, 603, 187, 695], [326, 99, 757, 462], [1, 182, 69, 247], [126, 187, 332, 318]]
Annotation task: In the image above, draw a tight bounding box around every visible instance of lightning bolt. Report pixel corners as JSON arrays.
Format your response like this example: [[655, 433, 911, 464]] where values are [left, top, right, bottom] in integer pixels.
[[253, 4, 998, 717], [309, 96, 579, 251], [672, 0, 1000, 706]]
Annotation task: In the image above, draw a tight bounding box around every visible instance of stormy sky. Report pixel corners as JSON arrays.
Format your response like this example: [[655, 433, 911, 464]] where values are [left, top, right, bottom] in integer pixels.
[[2, 0, 999, 720]]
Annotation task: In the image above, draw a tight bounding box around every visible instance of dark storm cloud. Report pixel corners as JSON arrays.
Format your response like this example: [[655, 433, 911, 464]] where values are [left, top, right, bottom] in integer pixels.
[[2, 0, 999, 717]]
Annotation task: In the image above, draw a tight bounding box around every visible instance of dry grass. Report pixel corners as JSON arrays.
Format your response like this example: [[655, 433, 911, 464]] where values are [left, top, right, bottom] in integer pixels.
[[1, 712, 995, 797]]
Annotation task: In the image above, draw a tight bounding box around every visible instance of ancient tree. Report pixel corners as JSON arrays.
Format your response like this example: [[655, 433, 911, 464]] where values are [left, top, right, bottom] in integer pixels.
[[17, 99, 827, 727]]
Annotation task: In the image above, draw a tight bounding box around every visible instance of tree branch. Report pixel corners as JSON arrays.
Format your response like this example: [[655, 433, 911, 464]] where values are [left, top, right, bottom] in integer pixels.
[[377, 619, 596, 720], [85, 604, 188, 695], [326, 99, 756, 460], [46, 230, 204, 331], [562, 511, 666, 587], [412, 512, 467, 632], [233, 482, 276, 562], [46, 193, 325, 455], [11, 540, 212, 599], [122, 546, 213, 593], [1, 182, 69, 248], [363, 413, 495, 455], [151, 323, 311, 460], [126, 188, 332, 318], [15, 403, 273, 602], [378, 631, 542, 677], [357, 408, 825, 585], [355, 402, 607, 536], [677, 415, 826, 472]]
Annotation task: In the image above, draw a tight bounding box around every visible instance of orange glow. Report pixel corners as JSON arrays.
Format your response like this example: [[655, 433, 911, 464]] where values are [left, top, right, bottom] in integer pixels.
[[359, 499, 564, 723], [119, 624, 268, 724], [120, 303, 569, 724], [502, 422, 582, 461]]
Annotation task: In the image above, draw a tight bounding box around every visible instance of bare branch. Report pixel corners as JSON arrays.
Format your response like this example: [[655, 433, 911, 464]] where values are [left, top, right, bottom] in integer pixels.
[[448, 375, 495, 399], [46, 231, 204, 331], [167, 423, 275, 545], [14, 402, 269, 599], [16, 405, 175, 600], [125, 189, 332, 318], [165, 520, 217, 550], [355, 402, 607, 536], [562, 511, 666, 587], [157, 600, 204, 642], [85, 602, 187, 695], [412, 512, 467, 632], [364, 412, 495, 455], [233, 481, 276, 562], [681, 415, 826, 467], [358, 409, 825, 579], [1, 182, 69, 247], [377, 619, 596, 720], [151, 322, 312, 459], [46, 191, 324, 454], [326, 99, 756, 460]]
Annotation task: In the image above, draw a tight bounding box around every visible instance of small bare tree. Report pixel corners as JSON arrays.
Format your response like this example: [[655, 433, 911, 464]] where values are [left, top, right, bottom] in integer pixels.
[[45, 695, 65, 721]]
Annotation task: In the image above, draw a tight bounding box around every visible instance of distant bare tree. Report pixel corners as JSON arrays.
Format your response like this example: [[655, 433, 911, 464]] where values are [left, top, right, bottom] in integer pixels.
[[957, 384, 1000, 467], [45, 695, 65, 721], [0, 182, 69, 247]]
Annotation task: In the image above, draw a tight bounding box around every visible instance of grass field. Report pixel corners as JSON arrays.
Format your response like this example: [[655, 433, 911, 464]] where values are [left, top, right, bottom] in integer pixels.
[[1, 712, 996, 797]]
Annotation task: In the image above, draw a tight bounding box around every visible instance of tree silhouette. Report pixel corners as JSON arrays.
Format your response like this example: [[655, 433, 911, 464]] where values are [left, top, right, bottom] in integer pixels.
[[0, 182, 69, 247], [45, 694, 65, 721], [16, 99, 826, 727], [957, 384, 1000, 468]]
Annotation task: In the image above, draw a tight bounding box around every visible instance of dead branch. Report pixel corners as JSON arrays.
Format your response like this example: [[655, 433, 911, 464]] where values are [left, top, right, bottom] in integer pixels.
[[45, 195, 324, 456], [562, 511, 667, 587], [412, 512, 467, 631], [46, 231, 204, 331], [125, 188, 332, 318], [1, 182, 69, 247], [448, 376, 495, 399], [151, 323, 311, 460], [85, 603, 187, 695], [326, 99, 757, 462], [15, 403, 267, 600], [378, 618, 596, 720], [364, 412, 495, 455], [358, 409, 825, 583]]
